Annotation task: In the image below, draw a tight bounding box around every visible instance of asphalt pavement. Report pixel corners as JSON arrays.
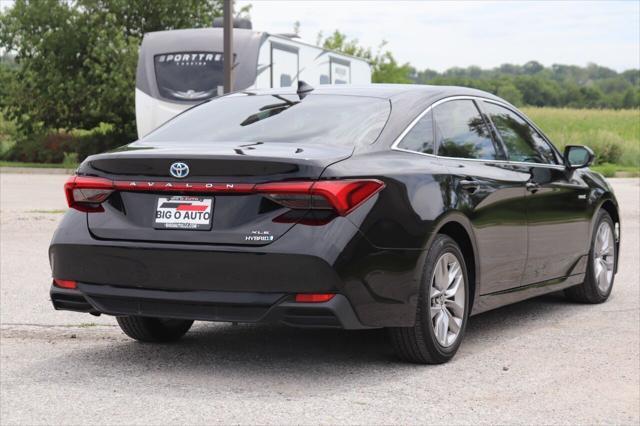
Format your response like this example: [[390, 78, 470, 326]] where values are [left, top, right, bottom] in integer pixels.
[[1, 172, 638, 425]]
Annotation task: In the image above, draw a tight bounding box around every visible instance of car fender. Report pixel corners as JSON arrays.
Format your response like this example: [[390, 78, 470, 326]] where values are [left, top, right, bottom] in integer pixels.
[[417, 210, 482, 305]]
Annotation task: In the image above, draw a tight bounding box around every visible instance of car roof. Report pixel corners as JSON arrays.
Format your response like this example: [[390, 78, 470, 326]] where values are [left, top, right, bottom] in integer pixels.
[[235, 84, 513, 153], [240, 83, 503, 103]]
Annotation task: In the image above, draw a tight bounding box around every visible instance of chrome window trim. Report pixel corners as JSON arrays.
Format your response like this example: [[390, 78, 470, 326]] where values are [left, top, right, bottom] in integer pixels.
[[391, 95, 566, 170]]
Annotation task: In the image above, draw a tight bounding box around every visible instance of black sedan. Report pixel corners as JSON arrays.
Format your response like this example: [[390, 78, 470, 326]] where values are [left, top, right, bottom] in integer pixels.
[[50, 83, 620, 364]]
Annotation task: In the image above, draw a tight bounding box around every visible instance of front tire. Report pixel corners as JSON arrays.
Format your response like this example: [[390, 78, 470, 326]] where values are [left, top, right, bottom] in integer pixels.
[[389, 234, 470, 364], [116, 316, 194, 342], [565, 210, 616, 304]]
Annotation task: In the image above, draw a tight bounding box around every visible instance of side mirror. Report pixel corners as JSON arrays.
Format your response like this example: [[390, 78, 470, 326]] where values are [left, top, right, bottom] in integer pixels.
[[564, 145, 594, 169]]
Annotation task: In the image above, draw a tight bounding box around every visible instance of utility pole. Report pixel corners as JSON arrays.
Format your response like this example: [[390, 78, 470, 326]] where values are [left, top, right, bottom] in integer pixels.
[[223, 0, 234, 94]]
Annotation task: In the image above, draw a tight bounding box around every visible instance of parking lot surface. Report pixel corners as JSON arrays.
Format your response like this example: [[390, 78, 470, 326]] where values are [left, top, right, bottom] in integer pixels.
[[1, 172, 638, 425]]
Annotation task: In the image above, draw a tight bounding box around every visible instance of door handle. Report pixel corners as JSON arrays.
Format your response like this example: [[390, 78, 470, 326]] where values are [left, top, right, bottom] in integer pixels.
[[526, 182, 540, 193], [460, 179, 481, 193]]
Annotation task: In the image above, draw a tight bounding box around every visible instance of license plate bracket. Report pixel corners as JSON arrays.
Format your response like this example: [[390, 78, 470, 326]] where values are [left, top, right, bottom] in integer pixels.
[[153, 196, 213, 230]]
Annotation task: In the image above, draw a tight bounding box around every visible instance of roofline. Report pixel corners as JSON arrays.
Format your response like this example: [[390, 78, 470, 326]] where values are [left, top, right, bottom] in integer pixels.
[[267, 33, 372, 65]]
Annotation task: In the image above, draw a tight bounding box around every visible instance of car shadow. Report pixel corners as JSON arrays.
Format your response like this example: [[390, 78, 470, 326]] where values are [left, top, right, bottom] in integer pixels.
[[33, 291, 586, 388]]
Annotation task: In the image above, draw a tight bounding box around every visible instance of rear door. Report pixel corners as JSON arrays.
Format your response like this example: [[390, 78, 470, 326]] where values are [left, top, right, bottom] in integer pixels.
[[480, 100, 591, 284], [433, 99, 529, 295]]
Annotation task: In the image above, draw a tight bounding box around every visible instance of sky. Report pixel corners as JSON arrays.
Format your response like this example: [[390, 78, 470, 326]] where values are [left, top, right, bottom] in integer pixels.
[[237, 0, 640, 72], [1, 0, 638, 72]]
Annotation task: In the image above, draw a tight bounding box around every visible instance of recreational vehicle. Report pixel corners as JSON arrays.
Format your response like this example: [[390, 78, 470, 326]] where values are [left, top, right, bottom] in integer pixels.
[[135, 24, 372, 138]]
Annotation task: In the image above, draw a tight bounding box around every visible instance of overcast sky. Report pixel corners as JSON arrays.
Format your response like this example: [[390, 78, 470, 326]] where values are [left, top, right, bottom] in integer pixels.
[[238, 0, 640, 72], [1, 0, 638, 71]]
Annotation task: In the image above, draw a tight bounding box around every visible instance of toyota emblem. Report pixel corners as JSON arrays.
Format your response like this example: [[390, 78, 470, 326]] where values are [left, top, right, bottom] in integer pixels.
[[169, 162, 190, 178]]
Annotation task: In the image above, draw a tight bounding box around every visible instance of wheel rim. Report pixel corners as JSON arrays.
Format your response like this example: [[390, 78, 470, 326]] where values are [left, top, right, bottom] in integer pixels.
[[593, 222, 615, 293], [430, 252, 466, 348]]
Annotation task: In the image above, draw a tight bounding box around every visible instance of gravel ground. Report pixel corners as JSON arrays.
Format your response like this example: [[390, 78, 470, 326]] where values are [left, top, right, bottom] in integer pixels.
[[1, 172, 638, 425]]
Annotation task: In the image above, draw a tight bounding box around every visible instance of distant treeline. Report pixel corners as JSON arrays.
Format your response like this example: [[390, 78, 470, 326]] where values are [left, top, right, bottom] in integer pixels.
[[409, 61, 640, 109], [316, 30, 639, 110]]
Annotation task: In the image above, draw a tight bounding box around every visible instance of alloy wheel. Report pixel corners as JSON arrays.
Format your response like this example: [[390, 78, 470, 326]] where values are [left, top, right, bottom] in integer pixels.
[[430, 253, 466, 347], [593, 222, 615, 293]]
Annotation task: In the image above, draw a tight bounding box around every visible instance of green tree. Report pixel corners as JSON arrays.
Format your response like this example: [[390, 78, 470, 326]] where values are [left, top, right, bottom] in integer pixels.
[[0, 0, 226, 142], [318, 30, 412, 83], [622, 89, 637, 109], [496, 82, 523, 106]]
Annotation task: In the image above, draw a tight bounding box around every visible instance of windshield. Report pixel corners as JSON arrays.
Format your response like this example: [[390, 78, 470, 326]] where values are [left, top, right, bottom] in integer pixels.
[[154, 52, 223, 101], [144, 94, 391, 147]]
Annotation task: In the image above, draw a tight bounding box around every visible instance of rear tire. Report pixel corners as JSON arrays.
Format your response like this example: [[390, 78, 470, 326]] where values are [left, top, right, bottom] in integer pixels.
[[389, 234, 470, 364], [565, 210, 616, 304], [116, 316, 194, 342]]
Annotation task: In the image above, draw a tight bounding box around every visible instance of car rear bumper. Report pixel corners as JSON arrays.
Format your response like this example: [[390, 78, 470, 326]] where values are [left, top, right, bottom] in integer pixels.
[[49, 210, 424, 327], [50, 283, 372, 329]]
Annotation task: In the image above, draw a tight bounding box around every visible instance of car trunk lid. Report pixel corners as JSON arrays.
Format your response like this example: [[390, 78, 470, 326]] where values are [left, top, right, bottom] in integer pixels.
[[82, 141, 353, 246]]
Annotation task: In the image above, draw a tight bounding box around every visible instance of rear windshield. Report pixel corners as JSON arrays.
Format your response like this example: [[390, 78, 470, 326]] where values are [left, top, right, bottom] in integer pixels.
[[143, 94, 391, 146], [154, 51, 223, 101]]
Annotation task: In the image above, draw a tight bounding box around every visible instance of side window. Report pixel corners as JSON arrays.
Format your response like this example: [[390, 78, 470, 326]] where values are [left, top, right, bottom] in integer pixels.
[[482, 102, 557, 164], [434, 100, 498, 160], [397, 110, 435, 155]]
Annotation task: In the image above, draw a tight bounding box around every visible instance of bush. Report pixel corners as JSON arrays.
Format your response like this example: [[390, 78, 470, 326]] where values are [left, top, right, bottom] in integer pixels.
[[0, 111, 17, 155], [1, 123, 131, 163]]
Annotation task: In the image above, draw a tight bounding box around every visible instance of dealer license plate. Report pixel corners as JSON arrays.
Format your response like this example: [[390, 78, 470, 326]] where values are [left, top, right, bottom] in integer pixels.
[[154, 196, 213, 230]]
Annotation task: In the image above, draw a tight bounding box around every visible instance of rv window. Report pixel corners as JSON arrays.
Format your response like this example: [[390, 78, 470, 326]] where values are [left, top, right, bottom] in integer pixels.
[[280, 74, 292, 87], [271, 45, 298, 88], [330, 59, 350, 84], [144, 94, 390, 147], [154, 52, 223, 102]]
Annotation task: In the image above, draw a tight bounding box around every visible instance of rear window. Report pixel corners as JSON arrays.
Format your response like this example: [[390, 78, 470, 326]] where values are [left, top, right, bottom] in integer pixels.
[[144, 94, 391, 146], [154, 51, 224, 101]]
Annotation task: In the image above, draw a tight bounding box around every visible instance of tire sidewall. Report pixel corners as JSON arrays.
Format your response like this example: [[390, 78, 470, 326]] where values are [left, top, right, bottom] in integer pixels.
[[418, 235, 470, 358]]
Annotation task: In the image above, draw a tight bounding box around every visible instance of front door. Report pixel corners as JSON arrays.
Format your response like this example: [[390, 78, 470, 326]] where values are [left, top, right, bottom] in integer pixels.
[[479, 100, 592, 285], [522, 166, 591, 284]]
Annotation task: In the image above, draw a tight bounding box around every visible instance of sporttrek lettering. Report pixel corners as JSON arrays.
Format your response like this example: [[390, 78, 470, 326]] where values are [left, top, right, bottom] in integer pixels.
[[157, 53, 221, 63]]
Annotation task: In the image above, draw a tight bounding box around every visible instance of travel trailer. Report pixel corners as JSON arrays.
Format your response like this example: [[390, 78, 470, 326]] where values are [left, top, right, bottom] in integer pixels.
[[135, 23, 372, 138]]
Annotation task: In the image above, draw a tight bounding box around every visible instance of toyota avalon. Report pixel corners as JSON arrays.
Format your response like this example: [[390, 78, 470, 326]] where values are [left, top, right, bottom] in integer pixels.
[[49, 83, 620, 364]]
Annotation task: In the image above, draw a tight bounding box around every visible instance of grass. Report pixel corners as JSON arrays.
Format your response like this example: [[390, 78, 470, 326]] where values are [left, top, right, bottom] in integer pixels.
[[1, 108, 639, 175], [591, 163, 639, 177], [522, 107, 640, 169], [0, 160, 77, 169]]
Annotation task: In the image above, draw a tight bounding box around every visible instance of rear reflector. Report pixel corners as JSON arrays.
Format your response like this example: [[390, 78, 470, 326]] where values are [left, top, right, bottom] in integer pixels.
[[64, 176, 384, 216], [295, 293, 335, 303], [53, 279, 77, 289]]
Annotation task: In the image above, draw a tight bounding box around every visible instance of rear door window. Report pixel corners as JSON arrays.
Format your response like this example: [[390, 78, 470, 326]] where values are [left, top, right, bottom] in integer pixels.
[[482, 102, 558, 164], [397, 110, 435, 155], [434, 100, 500, 160]]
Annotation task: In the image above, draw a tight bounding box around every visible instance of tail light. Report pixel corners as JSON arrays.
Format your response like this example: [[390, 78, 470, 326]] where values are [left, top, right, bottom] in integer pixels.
[[65, 176, 114, 212], [255, 180, 385, 216], [64, 176, 384, 216]]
